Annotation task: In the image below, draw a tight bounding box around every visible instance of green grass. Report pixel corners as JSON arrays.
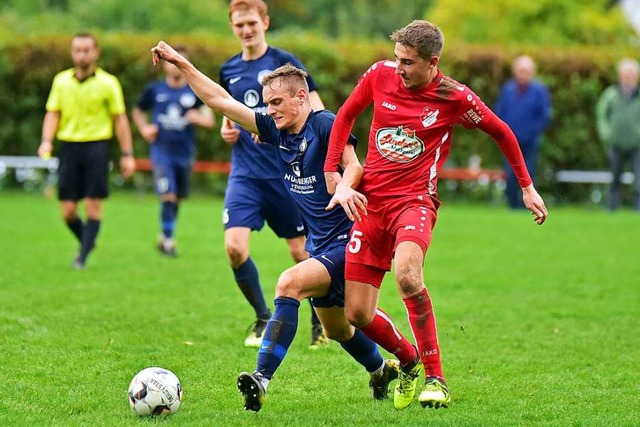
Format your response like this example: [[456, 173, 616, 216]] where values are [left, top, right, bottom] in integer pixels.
[[0, 192, 639, 426]]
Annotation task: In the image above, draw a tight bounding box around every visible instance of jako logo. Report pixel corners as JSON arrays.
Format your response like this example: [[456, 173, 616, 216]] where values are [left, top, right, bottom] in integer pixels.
[[382, 101, 397, 110]]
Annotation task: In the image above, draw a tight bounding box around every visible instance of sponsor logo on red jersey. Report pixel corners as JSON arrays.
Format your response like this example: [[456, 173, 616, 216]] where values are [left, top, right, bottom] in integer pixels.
[[375, 126, 424, 163]]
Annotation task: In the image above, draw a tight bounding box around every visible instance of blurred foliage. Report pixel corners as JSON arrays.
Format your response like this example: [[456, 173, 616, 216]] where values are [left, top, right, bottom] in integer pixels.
[[0, 34, 635, 201], [1, 1, 639, 202], [0, 0, 432, 40], [0, 0, 635, 45], [428, 0, 637, 46]]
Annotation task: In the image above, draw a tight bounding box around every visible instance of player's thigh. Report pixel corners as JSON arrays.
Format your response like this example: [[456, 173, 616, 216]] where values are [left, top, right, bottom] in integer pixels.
[[260, 179, 306, 239], [223, 177, 265, 231], [313, 306, 354, 341], [82, 141, 110, 199], [392, 195, 438, 261], [309, 245, 349, 309], [345, 210, 394, 274], [276, 257, 331, 300]]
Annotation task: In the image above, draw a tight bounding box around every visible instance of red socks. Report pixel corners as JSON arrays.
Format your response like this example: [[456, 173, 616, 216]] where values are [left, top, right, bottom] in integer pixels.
[[359, 308, 418, 366], [403, 288, 444, 379]]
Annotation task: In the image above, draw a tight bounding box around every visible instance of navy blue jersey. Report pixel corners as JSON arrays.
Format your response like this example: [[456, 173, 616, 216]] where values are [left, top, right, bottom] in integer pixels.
[[255, 110, 356, 255], [137, 80, 204, 162], [220, 47, 319, 180]]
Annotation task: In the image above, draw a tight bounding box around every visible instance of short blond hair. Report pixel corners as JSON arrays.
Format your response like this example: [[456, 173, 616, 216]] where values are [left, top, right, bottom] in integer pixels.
[[261, 63, 309, 97]]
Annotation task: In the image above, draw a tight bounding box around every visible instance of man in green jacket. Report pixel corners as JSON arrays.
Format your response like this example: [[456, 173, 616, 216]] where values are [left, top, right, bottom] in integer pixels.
[[596, 58, 640, 211]]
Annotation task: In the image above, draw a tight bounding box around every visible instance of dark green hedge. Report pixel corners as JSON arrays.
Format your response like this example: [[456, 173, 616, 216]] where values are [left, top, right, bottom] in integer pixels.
[[0, 34, 632, 199]]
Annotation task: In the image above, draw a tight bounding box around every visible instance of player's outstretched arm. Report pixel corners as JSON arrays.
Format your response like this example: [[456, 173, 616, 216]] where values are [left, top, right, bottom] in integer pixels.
[[151, 41, 258, 134], [325, 144, 367, 221], [522, 184, 548, 225]]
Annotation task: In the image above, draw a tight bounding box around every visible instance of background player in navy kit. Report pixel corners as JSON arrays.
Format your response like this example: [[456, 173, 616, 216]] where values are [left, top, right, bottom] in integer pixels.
[[133, 45, 215, 256], [220, 0, 327, 348], [150, 43, 422, 412]]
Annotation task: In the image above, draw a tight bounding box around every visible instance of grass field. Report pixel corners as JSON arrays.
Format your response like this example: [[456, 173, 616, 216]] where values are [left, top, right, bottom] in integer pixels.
[[0, 192, 638, 426]]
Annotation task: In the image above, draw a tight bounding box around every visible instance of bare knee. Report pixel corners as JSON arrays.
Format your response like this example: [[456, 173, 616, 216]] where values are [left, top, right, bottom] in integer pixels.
[[275, 270, 303, 300], [396, 267, 424, 297], [323, 323, 354, 342], [345, 305, 375, 329], [225, 240, 248, 268]]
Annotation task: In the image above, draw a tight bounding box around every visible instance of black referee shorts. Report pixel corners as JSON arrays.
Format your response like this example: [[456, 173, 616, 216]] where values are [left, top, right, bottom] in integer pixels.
[[57, 140, 110, 201]]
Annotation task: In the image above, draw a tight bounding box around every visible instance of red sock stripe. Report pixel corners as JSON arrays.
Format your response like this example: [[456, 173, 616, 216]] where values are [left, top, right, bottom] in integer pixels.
[[360, 308, 417, 366]]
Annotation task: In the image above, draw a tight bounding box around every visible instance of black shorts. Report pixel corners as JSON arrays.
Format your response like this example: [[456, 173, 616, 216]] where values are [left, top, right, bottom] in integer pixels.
[[57, 141, 110, 201]]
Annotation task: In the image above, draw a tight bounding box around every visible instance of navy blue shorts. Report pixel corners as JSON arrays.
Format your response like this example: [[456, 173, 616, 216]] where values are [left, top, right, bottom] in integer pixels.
[[223, 176, 305, 239], [151, 152, 191, 199], [310, 244, 347, 308]]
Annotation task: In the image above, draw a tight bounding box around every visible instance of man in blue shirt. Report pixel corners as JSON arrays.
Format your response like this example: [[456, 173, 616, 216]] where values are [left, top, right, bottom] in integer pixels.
[[150, 41, 429, 412], [220, 0, 327, 348], [495, 55, 552, 209], [133, 45, 215, 256]]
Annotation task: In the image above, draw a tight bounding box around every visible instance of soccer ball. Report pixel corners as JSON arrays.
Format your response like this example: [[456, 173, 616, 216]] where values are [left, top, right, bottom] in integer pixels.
[[128, 367, 182, 416]]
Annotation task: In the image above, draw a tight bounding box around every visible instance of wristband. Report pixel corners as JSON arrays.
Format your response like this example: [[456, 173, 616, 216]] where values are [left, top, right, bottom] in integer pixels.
[[121, 150, 134, 157]]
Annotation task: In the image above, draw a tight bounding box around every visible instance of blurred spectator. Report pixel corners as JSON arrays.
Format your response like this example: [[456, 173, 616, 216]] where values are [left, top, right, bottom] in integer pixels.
[[596, 58, 640, 211], [495, 55, 552, 209]]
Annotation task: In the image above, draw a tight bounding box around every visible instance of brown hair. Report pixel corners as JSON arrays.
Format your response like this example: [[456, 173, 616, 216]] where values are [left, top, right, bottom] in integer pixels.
[[391, 20, 444, 60], [261, 63, 309, 97], [228, 0, 268, 20], [72, 32, 98, 47]]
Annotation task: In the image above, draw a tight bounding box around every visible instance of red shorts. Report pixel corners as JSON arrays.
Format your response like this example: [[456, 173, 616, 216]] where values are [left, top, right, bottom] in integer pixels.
[[345, 193, 439, 288]]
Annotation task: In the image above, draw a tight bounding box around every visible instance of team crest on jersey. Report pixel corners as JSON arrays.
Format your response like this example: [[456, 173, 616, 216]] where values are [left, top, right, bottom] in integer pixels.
[[179, 93, 196, 108], [375, 126, 424, 163], [244, 89, 260, 108], [420, 106, 439, 128]]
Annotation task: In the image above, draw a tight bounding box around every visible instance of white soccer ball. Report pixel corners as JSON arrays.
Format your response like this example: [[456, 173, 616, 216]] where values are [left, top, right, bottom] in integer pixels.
[[128, 367, 182, 416]]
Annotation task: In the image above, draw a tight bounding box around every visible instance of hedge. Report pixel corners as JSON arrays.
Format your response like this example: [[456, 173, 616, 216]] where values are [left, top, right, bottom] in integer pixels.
[[0, 33, 633, 200]]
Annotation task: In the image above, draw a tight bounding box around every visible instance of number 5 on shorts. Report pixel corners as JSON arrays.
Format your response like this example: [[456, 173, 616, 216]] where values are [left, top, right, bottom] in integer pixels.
[[348, 230, 363, 254]]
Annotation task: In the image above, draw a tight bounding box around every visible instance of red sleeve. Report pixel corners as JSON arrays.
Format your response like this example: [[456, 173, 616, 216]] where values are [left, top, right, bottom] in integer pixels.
[[454, 86, 532, 188], [324, 63, 377, 172], [478, 110, 532, 188]]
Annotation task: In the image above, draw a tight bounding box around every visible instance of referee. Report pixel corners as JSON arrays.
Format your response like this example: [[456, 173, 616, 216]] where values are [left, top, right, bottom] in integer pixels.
[[37, 33, 136, 270]]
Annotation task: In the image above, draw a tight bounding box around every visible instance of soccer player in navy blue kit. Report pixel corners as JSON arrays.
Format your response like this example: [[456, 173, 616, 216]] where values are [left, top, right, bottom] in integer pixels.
[[133, 46, 215, 256], [150, 42, 424, 412], [221, 0, 327, 348]]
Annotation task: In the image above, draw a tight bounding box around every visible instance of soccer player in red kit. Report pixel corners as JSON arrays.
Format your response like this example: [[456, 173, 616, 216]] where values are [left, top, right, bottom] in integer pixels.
[[324, 20, 548, 409]]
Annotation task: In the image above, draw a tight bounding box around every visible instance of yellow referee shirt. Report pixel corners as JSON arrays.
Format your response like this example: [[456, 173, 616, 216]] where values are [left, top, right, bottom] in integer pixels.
[[45, 67, 126, 142]]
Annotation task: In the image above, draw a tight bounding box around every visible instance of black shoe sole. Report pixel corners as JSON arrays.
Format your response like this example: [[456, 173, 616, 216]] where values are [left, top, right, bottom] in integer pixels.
[[237, 372, 264, 412]]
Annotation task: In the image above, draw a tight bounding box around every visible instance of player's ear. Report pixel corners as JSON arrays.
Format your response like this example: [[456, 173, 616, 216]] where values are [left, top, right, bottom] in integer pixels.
[[429, 56, 439, 68], [263, 15, 270, 31], [297, 89, 307, 105]]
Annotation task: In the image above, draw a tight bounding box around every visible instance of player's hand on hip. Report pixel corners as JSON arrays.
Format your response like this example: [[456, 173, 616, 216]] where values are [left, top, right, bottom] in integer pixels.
[[522, 184, 548, 225], [324, 171, 342, 195], [120, 156, 136, 179], [325, 183, 368, 222]]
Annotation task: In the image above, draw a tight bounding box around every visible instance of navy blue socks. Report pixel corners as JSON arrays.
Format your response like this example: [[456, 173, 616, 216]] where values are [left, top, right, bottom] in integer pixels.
[[256, 297, 300, 379], [234, 257, 270, 319]]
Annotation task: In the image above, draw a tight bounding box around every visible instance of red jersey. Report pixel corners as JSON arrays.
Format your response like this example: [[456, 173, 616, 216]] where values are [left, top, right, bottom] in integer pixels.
[[325, 60, 531, 200]]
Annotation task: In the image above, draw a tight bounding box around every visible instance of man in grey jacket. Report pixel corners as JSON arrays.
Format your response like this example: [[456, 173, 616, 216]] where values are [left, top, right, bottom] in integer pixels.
[[596, 58, 640, 211]]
